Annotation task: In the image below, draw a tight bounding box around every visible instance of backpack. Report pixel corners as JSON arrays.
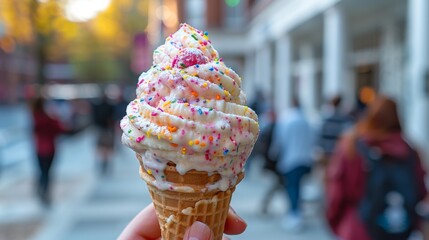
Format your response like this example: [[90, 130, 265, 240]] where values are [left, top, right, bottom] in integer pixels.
[[356, 139, 419, 240]]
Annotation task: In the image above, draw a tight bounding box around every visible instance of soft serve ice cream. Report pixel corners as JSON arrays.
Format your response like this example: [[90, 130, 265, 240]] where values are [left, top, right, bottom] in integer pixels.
[[121, 23, 259, 192]]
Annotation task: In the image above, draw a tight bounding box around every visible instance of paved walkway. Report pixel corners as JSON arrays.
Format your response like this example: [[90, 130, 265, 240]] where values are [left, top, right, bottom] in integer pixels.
[[0, 105, 334, 240]]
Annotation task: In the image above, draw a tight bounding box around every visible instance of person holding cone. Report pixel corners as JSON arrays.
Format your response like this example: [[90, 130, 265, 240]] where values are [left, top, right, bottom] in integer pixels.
[[120, 23, 259, 240]]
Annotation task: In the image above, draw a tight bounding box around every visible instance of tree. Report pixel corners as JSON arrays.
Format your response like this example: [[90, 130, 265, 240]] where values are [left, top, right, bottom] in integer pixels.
[[0, 0, 149, 83]]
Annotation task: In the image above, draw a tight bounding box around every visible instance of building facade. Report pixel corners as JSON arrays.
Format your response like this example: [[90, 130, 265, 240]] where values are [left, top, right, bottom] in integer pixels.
[[177, 0, 429, 157]]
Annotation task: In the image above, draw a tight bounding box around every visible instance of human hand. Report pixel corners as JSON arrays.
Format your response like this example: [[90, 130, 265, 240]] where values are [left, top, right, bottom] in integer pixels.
[[118, 203, 247, 240]]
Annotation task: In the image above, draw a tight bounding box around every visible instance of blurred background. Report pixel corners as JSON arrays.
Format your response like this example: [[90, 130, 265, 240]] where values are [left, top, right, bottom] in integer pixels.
[[0, 0, 429, 239]]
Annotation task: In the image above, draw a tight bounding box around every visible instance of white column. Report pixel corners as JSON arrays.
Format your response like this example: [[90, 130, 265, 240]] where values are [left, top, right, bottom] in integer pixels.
[[299, 43, 318, 123], [407, 0, 429, 150], [274, 35, 292, 112], [261, 43, 273, 98], [252, 47, 263, 103], [380, 20, 402, 99], [323, 6, 345, 100], [259, 45, 272, 96], [243, 52, 256, 101]]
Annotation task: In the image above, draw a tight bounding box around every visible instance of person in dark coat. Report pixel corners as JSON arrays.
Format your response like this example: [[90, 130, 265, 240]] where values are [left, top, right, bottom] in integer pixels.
[[259, 110, 284, 214], [326, 96, 427, 240], [92, 94, 115, 175], [318, 96, 352, 163], [317, 96, 353, 186]]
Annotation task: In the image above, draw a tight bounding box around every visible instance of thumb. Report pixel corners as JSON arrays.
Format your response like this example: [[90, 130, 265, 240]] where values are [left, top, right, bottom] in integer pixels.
[[184, 221, 214, 240]]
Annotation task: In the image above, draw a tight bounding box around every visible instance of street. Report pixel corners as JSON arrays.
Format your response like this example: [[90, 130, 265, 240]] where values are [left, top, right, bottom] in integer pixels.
[[0, 105, 334, 240]]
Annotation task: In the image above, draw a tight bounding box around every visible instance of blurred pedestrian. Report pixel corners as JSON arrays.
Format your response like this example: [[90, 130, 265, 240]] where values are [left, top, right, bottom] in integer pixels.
[[259, 110, 284, 214], [270, 98, 314, 231], [326, 96, 427, 240], [348, 95, 368, 122], [113, 91, 129, 148], [246, 90, 270, 173], [92, 93, 115, 175], [249, 90, 269, 116], [317, 96, 352, 162], [31, 96, 66, 206], [316, 96, 352, 184]]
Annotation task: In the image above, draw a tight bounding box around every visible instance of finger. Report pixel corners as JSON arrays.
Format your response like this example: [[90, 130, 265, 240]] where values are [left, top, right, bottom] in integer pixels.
[[118, 203, 161, 240], [184, 221, 214, 240], [223, 208, 247, 235], [222, 236, 231, 240]]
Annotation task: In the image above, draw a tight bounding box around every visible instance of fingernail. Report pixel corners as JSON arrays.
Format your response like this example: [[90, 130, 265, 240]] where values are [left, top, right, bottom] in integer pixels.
[[184, 221, 214, 240], [229, 208, 246, 224]]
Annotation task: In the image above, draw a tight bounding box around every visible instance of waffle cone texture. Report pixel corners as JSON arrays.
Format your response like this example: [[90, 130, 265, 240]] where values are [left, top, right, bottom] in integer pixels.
[[137, 154, 243, 240]]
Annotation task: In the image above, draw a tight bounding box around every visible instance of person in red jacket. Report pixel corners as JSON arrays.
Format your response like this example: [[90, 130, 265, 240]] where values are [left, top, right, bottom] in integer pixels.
[[326, 95, 427, 240], [32, 96, 66, 205]]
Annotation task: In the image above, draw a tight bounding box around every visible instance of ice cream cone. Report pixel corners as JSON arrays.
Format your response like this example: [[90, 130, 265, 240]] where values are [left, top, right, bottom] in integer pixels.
[[121, 23, 259, 240], [137, 154, 244, 240]]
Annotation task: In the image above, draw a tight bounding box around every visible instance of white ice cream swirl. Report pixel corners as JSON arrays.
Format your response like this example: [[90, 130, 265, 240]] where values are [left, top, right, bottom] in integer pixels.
[[121, 23, 259, 192]]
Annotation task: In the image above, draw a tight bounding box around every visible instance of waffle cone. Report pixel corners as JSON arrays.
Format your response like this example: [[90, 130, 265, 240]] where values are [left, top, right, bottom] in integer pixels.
[[137, 154, 243, 240]]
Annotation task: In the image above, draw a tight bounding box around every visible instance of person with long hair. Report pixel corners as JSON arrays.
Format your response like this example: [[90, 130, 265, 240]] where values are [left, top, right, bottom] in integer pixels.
[[32, 96, 66, 206], [326, 95, 427, 240]]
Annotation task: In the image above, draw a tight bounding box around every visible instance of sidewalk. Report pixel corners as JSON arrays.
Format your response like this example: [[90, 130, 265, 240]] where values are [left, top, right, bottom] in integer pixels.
[[0, 127, 334, 240], [0, 127, 98, 240]]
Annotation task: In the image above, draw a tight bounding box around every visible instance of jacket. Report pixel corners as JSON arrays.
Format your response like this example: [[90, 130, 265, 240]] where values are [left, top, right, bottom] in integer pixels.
[[326, 132, 426, 240], [33, 111, 65, 156]]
